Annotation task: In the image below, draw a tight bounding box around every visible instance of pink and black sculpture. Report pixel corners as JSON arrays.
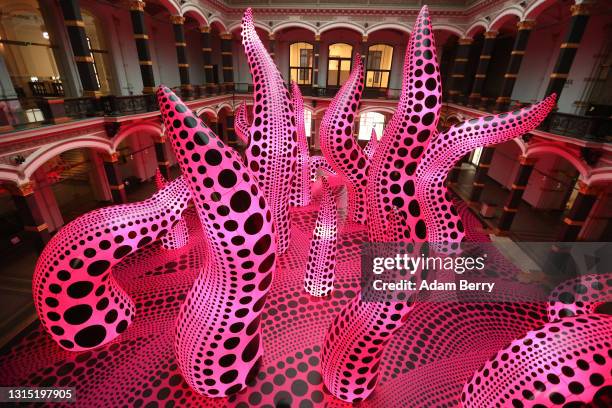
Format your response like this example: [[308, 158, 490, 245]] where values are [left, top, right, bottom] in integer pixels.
[[363, 128, 379, 159], [319, 54, 369, 225], [154, 169, 189, 250], [32, 176, 192, 351], [242, 8, 298, 254], [547, 273, 612, 321], [461, 314, 612, 407], [234, 101, 250, 146], [309, 155, 336, 181], [321, 6, 556, 403], [289, 81, 312, 207], [304, 178, 337, 297], [158, 86, 276, 397], [367, 7, 441, 243]]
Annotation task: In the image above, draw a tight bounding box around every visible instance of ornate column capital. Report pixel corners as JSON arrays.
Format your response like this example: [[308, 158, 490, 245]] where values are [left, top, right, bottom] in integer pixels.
[[129, 0, 145, 11], [484, 30, 499, 39], [170, 15, 185, 25], [517, 20, 536, 30], [220, 32, 232, 40], [518, 155, 537, 166], [458, 37, 473, 45], [577, 181, 601, 196], [361, 35, 368, 43], [269, 33, 276, 40], [314, 34, 321, 42], [103, 152, 121, 163], [571, 3, 591, 16], [7, 181, 35, 196], [200, 25, 210, 33]]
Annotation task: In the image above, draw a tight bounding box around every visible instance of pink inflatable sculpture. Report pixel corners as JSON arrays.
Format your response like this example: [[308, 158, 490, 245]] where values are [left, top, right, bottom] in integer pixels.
[[363, 128, 379, 159], [461, 314, 612, 407], [242, 8, 298, 254], [157, 85, 277, 397], [289, 81, 312, 207], [547, 273, 612, 321], [309, 155, 336, 181], [304, 178, 337, 297], [154, 169, 189, 250], [321, 6, 556, 403], [233, 101, 250, 146], [32, 176, 191, 351], [319, 54, 369, 225], [367, 7, 441, 243]]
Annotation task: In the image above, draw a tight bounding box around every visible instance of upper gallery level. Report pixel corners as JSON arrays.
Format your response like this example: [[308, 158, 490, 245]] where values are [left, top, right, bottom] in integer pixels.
[[0, 0, 609, 148]]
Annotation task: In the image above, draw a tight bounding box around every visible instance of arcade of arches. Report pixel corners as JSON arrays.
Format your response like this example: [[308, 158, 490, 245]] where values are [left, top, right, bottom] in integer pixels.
[[0, 0, 610, 342]]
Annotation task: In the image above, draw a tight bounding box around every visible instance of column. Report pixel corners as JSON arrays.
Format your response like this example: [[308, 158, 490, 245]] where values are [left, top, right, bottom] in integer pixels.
[[129, 0, 155, 94], [361, 35, 368, 57], [556, 181, 601, 241], [494, 20, 536, 112], [8, 182, 51, 251], [102, 152, 127, 203], [468, 147, 495, 203], [312, 35, 321, 93], [220, 32, 234, 90], [447, 37, 473, 103], [544, 3, 591, 100], [226, 113, 236, 145], [58, 0, 100, 96], [170, 15, 192, 98], [496, 156, 536, 233], [468, 30, 498, 107], [154, 134, 171, 179], [200, 25, 216, 93], [268, 33, 276, 62]]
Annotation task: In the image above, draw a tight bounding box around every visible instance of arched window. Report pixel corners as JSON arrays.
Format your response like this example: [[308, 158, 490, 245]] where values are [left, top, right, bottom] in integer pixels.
[[358, 112, 385, 140], [327, 43, 352, 87], [289, 42, 313, 85], [365, 44, 393, 88]]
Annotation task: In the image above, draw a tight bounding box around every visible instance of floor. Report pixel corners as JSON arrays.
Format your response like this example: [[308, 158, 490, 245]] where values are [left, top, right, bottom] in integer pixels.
[[0, 176, 567, 407]]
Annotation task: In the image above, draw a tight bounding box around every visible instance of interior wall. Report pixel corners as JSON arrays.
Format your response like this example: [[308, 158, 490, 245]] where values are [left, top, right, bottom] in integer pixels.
[[488, 141, 520, 188]]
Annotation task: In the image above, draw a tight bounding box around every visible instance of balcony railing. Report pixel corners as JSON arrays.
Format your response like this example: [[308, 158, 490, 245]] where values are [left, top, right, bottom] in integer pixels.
[[1, 84, 610, 145]]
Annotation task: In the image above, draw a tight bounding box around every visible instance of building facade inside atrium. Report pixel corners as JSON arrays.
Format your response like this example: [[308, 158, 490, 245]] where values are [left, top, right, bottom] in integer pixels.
[[0, 1, 610, 407]]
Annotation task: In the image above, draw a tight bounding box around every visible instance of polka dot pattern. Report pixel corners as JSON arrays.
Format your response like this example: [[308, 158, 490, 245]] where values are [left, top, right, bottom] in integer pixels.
[[304, 178, 337, 297], [548, 273, 612, 321], [309, 155, 336, 181], [416, 94, 556, 247], [461, 314, 612, 407], [242, 8, 298, 254], [319, 53, 369, 225], [32, 176, 192, 352], [157, 85, 276, 397], [289, 81, 312, 208], [367, 6, 441, 243], [155, 169, 189, 250], [234, 101, 250, 146], [363, 128, 379, 159]]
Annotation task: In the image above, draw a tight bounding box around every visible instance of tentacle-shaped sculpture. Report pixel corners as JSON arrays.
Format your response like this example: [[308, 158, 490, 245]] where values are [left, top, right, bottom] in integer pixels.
[[289, 81, 311, 207], [157, 86, 276, 397], [309, 155, 336, 181], [385, 206, 407, 242], [319, 54, 368, 224], [32, 177, 191, 351], [363, 128, 379, 159], [548, 273, 612, 321], [461, 314, 612, 407], [304, 178, 337, 297], [367, 6, 441, 242], [242, 8, 298, 254], [234, 101, 250, 146], [154, 169, 190, 250], [416, 94, 556, 245], [321, 297, 417, 403]]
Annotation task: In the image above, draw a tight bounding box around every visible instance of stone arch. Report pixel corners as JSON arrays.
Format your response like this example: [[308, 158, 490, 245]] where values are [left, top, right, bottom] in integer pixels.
[[23, 136, 113, 180], [182, 5, 209, 26], [319, 21, 365, 36], [525, 143, 590, 180], [111, 121, 163, 150], [365, 22, 411, 36], [272, 21, 317, 35], [465, 20, 488, 38], [489, 6, 523, 31]]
